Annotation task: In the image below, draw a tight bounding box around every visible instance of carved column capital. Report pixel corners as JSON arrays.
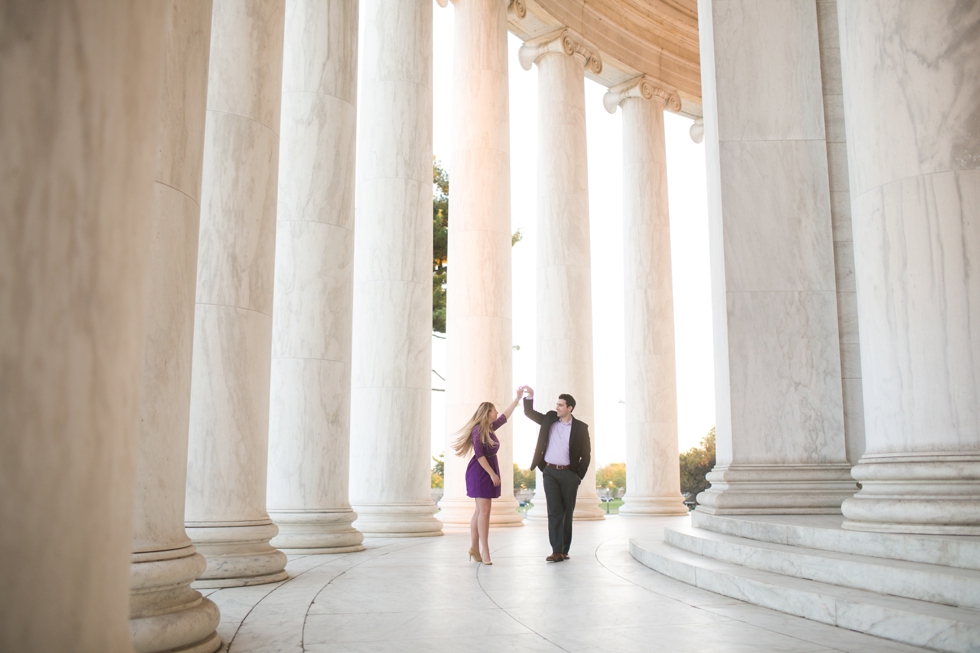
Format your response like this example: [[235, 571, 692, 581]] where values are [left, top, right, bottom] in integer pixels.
[[517, 28, 602, 75], [602, 75, 681, 114]]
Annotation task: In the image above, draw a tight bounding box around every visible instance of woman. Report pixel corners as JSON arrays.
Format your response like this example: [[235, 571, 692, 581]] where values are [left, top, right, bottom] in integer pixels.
[[452, 386, 526, 565]]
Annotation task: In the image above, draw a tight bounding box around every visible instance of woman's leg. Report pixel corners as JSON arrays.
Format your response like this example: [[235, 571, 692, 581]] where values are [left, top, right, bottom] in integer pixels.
[[470, 503, 480, 552], [476, 498, 492, 562]]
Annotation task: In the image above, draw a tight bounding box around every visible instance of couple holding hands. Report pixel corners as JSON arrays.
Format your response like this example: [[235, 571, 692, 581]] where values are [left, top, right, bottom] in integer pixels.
[[452, 385, 591, 565]]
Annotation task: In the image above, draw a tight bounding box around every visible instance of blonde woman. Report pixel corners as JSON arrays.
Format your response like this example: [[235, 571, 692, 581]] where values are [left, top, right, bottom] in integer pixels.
[[453, 386, 526, 564]]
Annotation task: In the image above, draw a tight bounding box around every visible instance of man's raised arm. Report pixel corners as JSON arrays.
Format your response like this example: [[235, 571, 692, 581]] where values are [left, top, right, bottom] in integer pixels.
[[522, 387, 545, 425]]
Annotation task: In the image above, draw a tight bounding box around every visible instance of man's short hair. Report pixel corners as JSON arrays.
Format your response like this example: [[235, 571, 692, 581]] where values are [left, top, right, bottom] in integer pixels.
[[558, 393, 576, 411]]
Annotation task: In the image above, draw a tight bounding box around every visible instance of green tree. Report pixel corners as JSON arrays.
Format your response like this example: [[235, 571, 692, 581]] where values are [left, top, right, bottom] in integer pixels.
[[679, 428, 716, 502], [432, 161, 523, 334], [431, 454, 444, 489], [432, 160, 449, 333], [596, 462, 626, 494], [513, 464, 536, 490]]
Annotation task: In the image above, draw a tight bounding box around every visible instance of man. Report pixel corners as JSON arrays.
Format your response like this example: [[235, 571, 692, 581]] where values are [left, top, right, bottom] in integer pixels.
[[523, 387, 591, 562]]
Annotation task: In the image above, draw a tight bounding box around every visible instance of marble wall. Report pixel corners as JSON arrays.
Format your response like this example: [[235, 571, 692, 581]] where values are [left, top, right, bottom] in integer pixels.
[[815, 0, 864, 466], [838, 0, 980, 533], [185, 0, 289, 585], [266, 0, 364, 554], [696, 0, 855, 514], [0, 3, 165, 651]]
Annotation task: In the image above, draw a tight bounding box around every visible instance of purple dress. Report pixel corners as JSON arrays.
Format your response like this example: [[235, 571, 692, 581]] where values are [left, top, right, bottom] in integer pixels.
[[465, 414, 507, 499]]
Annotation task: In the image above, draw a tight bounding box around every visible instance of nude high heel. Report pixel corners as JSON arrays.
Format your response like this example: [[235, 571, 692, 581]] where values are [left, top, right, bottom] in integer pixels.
[[468, 548, 483, 562]]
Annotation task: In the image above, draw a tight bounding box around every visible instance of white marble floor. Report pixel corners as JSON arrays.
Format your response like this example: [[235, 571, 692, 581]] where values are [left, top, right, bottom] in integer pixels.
[[202, 515, 930, 653]]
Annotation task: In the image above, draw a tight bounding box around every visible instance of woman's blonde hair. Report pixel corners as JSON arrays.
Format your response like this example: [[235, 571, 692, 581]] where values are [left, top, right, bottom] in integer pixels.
[[452, 402, 496, 457]]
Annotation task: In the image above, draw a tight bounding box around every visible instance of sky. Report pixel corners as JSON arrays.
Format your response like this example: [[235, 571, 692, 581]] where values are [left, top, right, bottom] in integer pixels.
[[430, 2, 715, 468]]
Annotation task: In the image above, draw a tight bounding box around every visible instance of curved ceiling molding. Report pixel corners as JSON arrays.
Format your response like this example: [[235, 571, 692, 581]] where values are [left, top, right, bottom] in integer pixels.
[[507, 0, 702, 119]]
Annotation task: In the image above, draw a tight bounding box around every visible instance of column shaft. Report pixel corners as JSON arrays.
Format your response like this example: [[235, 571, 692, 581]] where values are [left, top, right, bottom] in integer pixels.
[[606, 80, 688, 516], [0, 4, 165, 651], [186, 0, 288, 586], [131, 1, 221, 651], [349, 0, 443, 537], [267, 0, 364, 554], [838, 0, 980, 534], [440, 0, 522, 527], [520, 31, 604, 520], [695, 0, 855, 513]]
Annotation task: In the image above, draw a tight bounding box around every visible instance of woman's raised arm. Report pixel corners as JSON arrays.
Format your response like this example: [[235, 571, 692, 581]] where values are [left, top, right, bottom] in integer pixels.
[[500, 386, 525, 420]]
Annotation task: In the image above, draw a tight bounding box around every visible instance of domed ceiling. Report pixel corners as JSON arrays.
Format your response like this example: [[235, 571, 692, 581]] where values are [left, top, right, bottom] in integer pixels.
[[508, 0, 701, 118]]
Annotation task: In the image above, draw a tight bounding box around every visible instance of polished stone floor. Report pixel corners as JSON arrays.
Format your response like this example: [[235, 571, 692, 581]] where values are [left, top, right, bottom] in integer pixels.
[[202, 514, 929, 653]]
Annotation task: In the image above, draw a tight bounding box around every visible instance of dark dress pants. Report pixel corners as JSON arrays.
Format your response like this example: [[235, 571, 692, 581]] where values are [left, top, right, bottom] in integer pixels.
[[543, 466, 580, 554]]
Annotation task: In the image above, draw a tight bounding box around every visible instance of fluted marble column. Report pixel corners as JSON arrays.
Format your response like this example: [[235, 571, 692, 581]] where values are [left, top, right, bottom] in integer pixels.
[[438, 0, 523, 527], [267, 0, 364, 554], [349, 0, 443, 537], [695, 0, 855, 514], [185, 0, 288, 586], [130, 2, 221, 651], [838, 0, 980, 534], [519, 30, 604, 520], [0, 4, 164, 651], [604, 77, 688, 516]]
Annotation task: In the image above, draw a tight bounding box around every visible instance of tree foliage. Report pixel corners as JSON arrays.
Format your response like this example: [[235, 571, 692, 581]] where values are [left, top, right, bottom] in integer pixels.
[[679, 428, 716, 502], [431, 454, 444, 488], [596, 462, 626, 493], [513, 464, 536, 490], [433, 160, 449, 333]]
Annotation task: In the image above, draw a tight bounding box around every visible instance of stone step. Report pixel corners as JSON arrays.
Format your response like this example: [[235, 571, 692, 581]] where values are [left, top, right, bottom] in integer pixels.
[[692, 512, 980, 571], [630, 537, 980, 653], [666, 525, 980, 609]]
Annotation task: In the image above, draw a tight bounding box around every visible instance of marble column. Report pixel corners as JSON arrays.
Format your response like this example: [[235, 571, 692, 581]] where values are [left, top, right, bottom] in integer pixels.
[[266, 0, 364, 554], [349, 0, 443, 537], [838, 0, 980, 534], [185, 0, 289, 586], [438, 0, 523, 527], [695, 0, 856, 513], [0, 4, 164, 651], [603, 77, 688, 516], [130, 2, 221, 651], [518, 30, 604, 520]]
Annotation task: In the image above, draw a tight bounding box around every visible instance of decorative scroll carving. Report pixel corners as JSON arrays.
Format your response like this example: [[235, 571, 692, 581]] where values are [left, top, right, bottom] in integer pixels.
[[517, 28, 602, 75], [602, 75, 681, 114]]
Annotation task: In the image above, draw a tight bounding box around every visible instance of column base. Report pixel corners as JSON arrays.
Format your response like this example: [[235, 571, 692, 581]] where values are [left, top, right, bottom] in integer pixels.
[[437, 496, 525, 527], [696, 464, 857, 514], [842, 455, 980, 535], [351, 502, 444, 537], [619, 494, 689, 516], [129, 545, 222, 653], [572, 495, 606, 520], [269, 509, 365, 553], [525, 490, 606, 520], [185, 520, 288, 588]]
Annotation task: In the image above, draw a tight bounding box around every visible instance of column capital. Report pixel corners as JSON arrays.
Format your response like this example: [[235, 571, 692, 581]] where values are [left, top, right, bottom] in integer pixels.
[[518, 28, 602, 75], [602, 75, 680, 114]]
